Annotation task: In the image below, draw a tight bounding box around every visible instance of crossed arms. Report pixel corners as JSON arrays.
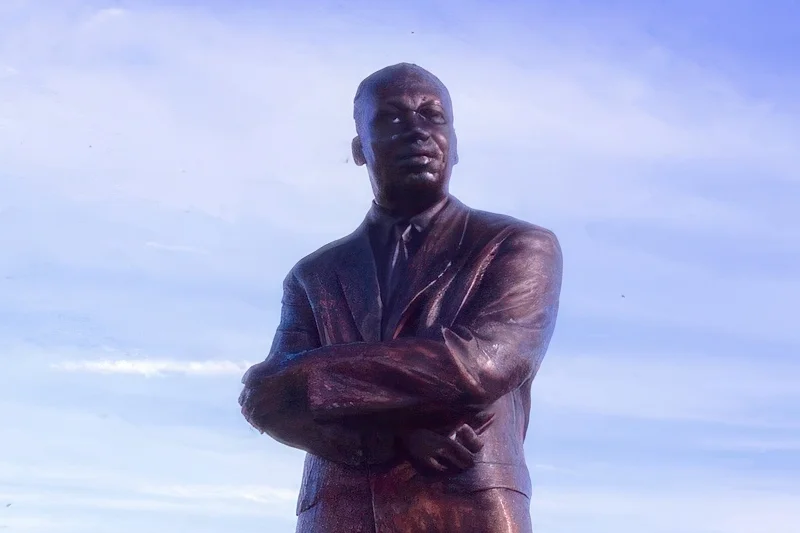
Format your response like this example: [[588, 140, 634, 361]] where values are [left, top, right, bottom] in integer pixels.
[[239, 227, 562, 466]]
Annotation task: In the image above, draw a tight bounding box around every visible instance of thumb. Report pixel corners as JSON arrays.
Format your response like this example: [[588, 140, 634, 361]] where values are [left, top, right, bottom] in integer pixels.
[[454, 424, 483, 454]]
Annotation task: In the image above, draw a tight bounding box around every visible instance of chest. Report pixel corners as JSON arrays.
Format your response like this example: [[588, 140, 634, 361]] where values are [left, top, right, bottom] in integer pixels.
[[305, 248, 477, 346]]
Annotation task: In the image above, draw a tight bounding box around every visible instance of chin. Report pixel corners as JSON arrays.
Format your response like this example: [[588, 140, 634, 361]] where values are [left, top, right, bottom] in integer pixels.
[[404, 163, 448, 181], [398, 172, 444, 193], [404, 171, 438, 183], [385, 175, 444, 205]]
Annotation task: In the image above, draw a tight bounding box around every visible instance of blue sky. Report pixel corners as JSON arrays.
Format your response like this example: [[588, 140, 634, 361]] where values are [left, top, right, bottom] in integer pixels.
[[1, 1, 798, 532]]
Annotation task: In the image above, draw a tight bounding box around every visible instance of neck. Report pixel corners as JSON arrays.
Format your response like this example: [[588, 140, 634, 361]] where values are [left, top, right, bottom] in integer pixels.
[[376, 193, 446, 219]]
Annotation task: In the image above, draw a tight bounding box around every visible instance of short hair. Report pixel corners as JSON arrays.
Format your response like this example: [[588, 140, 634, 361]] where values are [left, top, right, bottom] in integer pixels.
[[352, 63, 452, 125]]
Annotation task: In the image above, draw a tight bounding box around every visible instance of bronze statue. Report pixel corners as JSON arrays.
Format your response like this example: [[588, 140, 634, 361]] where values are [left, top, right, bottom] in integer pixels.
[[239, 63, 563, 533]]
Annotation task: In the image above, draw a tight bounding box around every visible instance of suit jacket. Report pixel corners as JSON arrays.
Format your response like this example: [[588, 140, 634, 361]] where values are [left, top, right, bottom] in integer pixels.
[[242, 196, 563, 532]]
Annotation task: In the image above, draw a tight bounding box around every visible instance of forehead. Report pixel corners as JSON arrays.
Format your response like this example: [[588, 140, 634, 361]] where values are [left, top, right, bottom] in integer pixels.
[[363, 72, 449, 109]]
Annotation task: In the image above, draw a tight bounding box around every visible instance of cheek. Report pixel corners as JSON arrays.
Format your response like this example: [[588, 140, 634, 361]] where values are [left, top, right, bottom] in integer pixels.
[[368, 140, 391, 163], [360, 139, 377, 161], [434, 136, 451, 157]]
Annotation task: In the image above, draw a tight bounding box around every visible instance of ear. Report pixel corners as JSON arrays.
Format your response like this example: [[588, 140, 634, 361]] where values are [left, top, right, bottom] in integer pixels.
[[351, 136, 366, 166], [451, 132, 459, 165]]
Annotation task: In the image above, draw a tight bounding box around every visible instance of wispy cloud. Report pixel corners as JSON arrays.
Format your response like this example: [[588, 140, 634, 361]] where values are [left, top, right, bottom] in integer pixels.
[[535, 351, 800, 427], [1, 2, 797, 533], [697, 438, 800, 453], [144, 241, 209, 255], [51, 359, 253, 376], [2, 1, 797, 231], [141, 484, 297, 503], [0, 487, 294, 516], [533, 486, 800, 533]]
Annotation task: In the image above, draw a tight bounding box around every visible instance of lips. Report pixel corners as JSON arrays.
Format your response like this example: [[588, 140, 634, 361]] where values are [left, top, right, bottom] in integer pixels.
[[400, 155, 433, 165], [395, 147, 441, 168], [395, 156, 444, 173]]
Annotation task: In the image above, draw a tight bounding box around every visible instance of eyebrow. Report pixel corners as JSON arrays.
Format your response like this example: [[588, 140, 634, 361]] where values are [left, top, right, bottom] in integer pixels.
[[379, 98, 444, 110]]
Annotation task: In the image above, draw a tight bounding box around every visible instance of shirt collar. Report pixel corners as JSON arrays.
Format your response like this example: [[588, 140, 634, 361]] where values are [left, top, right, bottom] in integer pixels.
[[367, 196, 449, 238]]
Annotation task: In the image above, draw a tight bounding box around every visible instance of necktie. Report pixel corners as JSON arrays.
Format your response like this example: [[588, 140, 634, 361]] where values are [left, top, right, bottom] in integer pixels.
[[386, 222, 415, 305]]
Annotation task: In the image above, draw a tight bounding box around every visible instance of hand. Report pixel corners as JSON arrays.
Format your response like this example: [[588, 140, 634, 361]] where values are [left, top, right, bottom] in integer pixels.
[[401, 412, 495, 475], [238, 361, 289, 431], [239, 363, 262, 426], [239, 382, 265, 432]]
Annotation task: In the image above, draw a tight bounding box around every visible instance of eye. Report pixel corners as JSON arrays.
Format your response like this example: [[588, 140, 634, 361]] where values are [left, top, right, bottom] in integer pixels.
[[377, 112, 402, 125], [421, 109, 446, 124]]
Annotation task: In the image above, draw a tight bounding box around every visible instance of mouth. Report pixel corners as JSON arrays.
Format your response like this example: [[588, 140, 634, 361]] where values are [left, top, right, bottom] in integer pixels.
[[395, 147, 442, 168], [397, 155, 435, 167]]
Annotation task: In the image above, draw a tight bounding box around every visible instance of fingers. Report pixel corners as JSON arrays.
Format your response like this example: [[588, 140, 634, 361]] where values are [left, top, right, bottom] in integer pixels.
[[436, 438, 476, 471], [403, 429, 482, 474], [454, 424, 484, 454], [447, 411, 494, 455], [238, 386, 263, 427], [472, 412, 496, 435], [241, 363, 263, 385], [427, 457, 448, 472], [241, 360, 271, 385]]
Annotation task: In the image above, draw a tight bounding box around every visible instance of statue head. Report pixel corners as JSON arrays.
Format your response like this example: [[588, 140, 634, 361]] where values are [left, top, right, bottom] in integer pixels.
[[351, 63, 459, 216]]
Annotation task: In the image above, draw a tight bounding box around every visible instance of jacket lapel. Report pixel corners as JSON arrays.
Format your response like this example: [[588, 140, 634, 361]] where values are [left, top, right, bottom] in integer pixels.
[[333, 222, 382, 343], [384, 198, 470, 339]]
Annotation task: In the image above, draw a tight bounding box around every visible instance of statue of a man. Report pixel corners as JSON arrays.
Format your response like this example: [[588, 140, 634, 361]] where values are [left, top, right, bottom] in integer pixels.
[[239, 63, 563, 533]]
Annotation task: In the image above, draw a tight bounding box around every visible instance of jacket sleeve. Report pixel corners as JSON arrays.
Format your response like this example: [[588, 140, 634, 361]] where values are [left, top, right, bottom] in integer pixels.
[[239, 271, 388, 466], [303, 226, 563, 427]]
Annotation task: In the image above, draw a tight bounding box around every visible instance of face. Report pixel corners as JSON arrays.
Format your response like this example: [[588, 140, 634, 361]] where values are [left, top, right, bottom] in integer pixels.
[[352, 69, 458, 214]]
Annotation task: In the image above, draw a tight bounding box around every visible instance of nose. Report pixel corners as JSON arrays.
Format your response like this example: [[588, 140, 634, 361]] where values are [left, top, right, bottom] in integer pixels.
[[392, 125, 430, 143], [407, 125, 430, 142], [403, 113, 431, 142], [389, 111, 433, 142]]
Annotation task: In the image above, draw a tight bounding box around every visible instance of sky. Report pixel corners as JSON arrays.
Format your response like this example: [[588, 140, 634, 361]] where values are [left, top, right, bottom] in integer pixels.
[[1, 0, 798, 532]]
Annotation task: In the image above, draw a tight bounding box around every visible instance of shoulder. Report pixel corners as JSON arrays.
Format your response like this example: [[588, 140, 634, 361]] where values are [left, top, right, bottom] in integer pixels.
[[464, 209, 562, 293], [285, 226, 364, 284], [467, 207, 560, 257]]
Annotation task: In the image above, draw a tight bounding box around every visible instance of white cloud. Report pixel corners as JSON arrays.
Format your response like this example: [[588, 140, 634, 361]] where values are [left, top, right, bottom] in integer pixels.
[[0, 401, 305, 522], [697, 438, 800, 453], [1, 1, 796, 234], [51, 359, 253, 376], [0, 0, 795, 353], [86, 7, 127, 25], [0, 3, 798, 533], [0, 487, 291, 516], [533, 486, 800, 533], [0, 515, 66, 533], [0, 2, 795, 344], [145, 241, 209, 254], [141, 484, 297, 503], [535, 351, 800, 427]]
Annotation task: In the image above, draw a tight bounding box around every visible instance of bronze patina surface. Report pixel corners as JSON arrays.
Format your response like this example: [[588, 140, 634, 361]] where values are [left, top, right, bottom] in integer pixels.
[[239, 63, 563, 532]]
